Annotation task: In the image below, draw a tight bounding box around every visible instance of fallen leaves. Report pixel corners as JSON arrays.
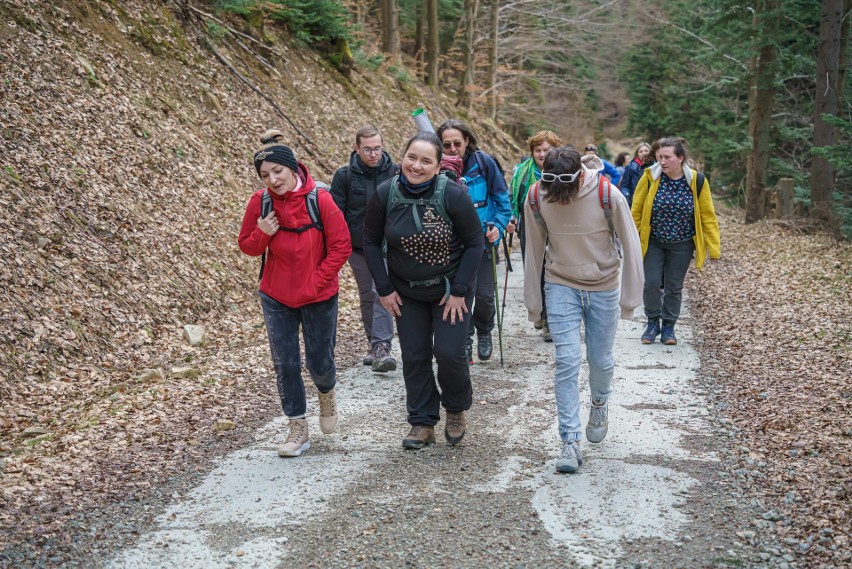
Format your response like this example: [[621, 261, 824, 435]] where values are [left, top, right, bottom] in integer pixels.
[[688, 212, 851, 566]]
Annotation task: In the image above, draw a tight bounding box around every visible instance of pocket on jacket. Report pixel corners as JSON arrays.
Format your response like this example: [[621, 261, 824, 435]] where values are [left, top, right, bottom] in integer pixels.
[[548, 260, 613, 285]]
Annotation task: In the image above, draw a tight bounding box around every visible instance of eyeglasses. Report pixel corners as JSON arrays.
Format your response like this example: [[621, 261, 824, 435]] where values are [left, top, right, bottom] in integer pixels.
[[584, 145, 597, 152], [442, 141, 464, 149], [359, 146, 383, 155], [541, 170, 581, 184]]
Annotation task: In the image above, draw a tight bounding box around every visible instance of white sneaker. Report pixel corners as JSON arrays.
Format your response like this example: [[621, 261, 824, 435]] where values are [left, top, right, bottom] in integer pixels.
[[317, 388, 339, 434], [278, 418, 310, 457], [556, 440, 583, 473]]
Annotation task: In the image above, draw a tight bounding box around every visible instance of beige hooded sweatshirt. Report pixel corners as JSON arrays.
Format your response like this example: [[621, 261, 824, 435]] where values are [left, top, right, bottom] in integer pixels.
[[523, 154, 644, 321]]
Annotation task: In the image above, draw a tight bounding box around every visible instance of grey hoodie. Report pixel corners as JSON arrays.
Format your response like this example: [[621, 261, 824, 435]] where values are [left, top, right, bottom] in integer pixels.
[[522, 154, 644, 320]]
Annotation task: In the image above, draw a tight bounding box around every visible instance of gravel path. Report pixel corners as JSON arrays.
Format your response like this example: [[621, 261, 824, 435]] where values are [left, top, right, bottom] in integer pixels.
[[101, 249, 786, 569]]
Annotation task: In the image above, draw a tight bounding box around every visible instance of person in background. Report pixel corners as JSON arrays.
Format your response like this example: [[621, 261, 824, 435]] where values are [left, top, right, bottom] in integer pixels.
[[619, 142, 652, 207], [631, 137, 720, 346], [330, 125, 398, 373], [363, 132, 483, 449], [524, 146, 643, 473], [614, 152, 630, 179], [437, 119, 512, 364], [583, 144, 622, 187], [238, 130, 352, 457], [509, 130, 563, 342]]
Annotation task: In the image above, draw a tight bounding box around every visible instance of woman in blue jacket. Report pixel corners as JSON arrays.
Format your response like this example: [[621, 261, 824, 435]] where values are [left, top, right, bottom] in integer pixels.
[[437, 119, 512, 364], [619, 142, 652, 206]]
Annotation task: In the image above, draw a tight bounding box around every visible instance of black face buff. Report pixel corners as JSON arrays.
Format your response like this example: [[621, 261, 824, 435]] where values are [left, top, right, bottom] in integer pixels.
[[254, 145, 298, 176]]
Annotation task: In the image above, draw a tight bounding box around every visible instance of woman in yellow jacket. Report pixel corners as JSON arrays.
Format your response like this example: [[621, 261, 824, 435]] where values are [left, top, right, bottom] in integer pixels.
[[631, 137, 720, 345]]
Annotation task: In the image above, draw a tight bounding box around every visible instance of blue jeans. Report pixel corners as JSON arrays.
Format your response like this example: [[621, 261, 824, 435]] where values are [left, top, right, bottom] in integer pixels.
[[259, 292, 338, 418], [545, 284, 620, 442]]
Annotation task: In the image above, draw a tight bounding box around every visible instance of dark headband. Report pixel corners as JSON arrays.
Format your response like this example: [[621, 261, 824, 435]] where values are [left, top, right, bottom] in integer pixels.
[[253, 145, 298, 176]]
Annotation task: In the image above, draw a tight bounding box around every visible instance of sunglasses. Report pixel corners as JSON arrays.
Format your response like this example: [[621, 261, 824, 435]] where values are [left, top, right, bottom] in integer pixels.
[[541, 170, 581, 184], [359, 146, 384, 155], [442, 141, 464, 149], [584, 145, 597, 152]]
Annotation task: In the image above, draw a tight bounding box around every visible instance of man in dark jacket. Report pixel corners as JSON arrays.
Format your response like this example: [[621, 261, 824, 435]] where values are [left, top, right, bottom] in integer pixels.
[[330, 125, 398, 372]]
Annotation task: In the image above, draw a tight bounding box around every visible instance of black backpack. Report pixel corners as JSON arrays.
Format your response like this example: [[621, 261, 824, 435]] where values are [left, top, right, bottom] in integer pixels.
[[258, 182, 329, 280]]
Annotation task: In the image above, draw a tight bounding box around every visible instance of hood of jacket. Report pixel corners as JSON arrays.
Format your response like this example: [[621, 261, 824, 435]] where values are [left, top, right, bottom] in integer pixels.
[[646, 162, 694, 184]]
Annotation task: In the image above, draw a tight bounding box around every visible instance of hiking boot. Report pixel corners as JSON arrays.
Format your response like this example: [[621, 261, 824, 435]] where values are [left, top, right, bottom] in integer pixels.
[[477, 333, 493, 361], [661, 322, 677, 345], [641, 319, 661, 344], [543, 320, 552, 343], [533, 318, 545, 330], [278, 418, 310, 457], [371, 343, 397, 372], [362, 344, 380, 366], [444, 411, 466, 445], [464, 340, 474, 365], [586, 398, 608, 443], [317, 388, 338, 434], [555, 440, 583, 473], [402, 425, 435, 450]]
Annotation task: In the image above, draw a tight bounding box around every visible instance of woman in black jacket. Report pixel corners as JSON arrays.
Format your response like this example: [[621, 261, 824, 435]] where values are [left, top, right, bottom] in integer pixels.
[[363, 132, 484, 450]]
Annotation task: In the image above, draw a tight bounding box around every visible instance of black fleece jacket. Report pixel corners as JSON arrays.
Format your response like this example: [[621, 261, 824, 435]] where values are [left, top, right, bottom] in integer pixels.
[[363, 176, 484, 302], [330, 151, 397, 250]]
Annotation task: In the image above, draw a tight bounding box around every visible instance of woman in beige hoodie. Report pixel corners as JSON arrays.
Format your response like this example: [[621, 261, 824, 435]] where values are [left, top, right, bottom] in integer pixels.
[[523, 146, 643, 473]]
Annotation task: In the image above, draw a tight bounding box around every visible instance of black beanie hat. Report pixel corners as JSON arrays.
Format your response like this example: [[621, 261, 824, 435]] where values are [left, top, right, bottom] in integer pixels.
[[253, 144, 298, 177]]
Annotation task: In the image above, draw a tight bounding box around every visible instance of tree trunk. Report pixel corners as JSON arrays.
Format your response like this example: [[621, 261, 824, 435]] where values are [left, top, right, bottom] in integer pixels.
[[459, 0, 480, 110], [810, 0, 844, 225], [415, 1, 425, 75], [381, 0, 400, 62], [426, 0, 439, 88], [744, 0, 779, 224], [487, 0, 499, 119]]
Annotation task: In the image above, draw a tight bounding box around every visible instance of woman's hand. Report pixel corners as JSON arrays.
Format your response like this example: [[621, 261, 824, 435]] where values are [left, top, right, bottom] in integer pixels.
[[257, 211, 279, 236], [485, 226, 500, 243], [439, 294, 468, 325], [380, 291, 403, 317]]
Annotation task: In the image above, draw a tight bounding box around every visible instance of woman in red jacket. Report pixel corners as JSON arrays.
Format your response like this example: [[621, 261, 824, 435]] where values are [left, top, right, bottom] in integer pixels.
[[238, 131, 352, 458]]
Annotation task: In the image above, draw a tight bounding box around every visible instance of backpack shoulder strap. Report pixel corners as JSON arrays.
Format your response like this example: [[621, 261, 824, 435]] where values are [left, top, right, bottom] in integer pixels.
[[306, 187, 322, 230], [529, 181, 546, 228], [261, 189, 273, 219], [434, 173, 451, 225], [599, 177, 623, 259], [599, 177, 615, 236], [696, 171, 705, 197], [259, 190, 272, 281]]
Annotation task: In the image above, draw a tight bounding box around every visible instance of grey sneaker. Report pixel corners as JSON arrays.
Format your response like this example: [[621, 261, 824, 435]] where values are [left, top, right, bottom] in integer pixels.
[[586, 398, 608, 443], [362, 344, 380, 366], [278, 418, 310, 457], [371, 343, 397, 372], [317, 388, 339, 434], [555, 440, 583, 473]]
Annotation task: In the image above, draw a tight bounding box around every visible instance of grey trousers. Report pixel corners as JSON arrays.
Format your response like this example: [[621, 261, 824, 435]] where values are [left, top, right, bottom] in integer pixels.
[[642, 238, 694, 324], [349, 250, 394, 347]]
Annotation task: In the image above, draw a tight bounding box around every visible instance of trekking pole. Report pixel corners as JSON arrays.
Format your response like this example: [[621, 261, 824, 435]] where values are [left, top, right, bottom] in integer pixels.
[[500, 217, 516, 328], [487, 222, 504, 367]]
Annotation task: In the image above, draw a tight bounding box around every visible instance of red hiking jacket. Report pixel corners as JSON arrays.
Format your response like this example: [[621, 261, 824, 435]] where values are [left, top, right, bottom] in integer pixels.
[[238, 163, 352, 308]]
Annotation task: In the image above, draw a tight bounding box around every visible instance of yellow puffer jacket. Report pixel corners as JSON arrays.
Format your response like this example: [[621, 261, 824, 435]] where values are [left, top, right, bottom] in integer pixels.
[[630, 164, 721, 269]]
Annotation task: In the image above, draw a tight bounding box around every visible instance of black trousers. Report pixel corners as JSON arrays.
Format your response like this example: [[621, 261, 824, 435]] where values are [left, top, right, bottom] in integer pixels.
[[468, 248, 497, 339], [396, 293, 474, 426]]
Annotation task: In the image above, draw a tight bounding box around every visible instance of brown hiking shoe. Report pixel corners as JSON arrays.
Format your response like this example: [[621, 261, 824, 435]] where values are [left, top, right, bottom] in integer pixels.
[[317, 388, 339, 434], [402, 425, 435, 450], [444, 411, 466, 445], [278, 418, 310, 457]]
